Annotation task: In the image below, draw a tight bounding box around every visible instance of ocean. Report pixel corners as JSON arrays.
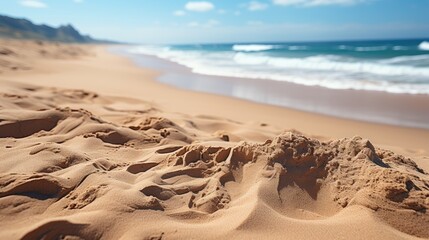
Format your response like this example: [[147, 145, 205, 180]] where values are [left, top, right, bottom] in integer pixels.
[[129, 39, 429, 95]]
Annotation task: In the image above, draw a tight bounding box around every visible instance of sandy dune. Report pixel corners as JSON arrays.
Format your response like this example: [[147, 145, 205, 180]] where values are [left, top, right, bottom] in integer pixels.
[[0, 40, 428, 239]]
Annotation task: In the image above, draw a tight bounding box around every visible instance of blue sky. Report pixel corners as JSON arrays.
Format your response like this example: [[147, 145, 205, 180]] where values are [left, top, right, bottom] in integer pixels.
[[1, 0, 429, 44]]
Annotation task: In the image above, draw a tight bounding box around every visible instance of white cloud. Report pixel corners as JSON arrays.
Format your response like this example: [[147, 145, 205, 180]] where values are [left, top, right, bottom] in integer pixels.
[[73, 0, 84, 3], [247, 1, 268, 11], [20, 0, 47, 8], [187, 19, 219, 28], [272, 0, 304, 5], [273, 0, 365, 6], [174, 10, 186, 16], [185, 1, 215, 12]]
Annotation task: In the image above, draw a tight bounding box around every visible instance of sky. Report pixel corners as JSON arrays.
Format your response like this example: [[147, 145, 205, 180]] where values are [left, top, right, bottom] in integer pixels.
[[1, 0, 429, 44]]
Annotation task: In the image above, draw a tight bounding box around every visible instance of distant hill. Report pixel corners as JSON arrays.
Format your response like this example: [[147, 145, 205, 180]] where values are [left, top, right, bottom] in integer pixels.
[[0, 14, 117, 43]]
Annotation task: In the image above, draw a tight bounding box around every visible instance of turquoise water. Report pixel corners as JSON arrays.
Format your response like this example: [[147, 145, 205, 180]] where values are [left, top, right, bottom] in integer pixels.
[[129, 39, 429, 94]]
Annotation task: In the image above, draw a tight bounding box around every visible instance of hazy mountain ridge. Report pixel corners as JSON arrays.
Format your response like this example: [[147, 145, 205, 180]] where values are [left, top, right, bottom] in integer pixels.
[[0, 14, 116, 43]]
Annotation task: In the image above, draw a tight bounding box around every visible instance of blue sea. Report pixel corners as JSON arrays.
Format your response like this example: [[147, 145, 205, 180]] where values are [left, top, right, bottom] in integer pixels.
[[129, 39, 429, 95]]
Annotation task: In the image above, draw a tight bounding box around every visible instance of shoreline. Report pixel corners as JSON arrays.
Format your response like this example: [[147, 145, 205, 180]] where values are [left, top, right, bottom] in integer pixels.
[[2, 44, 428, 153], [125, 41, 429, 95], [115, 46, 429, 130], [1, 40, 429, 239]]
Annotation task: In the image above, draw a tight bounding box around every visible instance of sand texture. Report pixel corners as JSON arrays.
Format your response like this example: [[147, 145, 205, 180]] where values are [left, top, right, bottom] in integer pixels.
[[0, 40, 428, 239], [0, 39, 88, 74]]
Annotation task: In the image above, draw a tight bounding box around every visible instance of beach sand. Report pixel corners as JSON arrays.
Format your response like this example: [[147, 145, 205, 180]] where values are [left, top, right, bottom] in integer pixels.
[[0, 40, 428, 239]]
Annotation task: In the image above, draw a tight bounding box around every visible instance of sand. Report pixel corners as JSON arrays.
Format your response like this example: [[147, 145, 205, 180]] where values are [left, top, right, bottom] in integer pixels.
[[0, 40, 428, 239]]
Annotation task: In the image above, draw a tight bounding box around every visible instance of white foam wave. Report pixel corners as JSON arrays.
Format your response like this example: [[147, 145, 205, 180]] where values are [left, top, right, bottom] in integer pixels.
[[338, 45, 353, 50], [419, 41, 429, 51], [232, 44, 279, 52], [127, 45, 429, 95], [128, 45, 169, 56], [379, 54, 429, 64], [288, 46, 307, 50], [355, 46, 388, 52], [233, 53, 429, 78], [393, 46, 408, 51]]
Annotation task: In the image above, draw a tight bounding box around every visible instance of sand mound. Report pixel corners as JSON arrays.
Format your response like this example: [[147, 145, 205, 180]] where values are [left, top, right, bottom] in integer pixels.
[[0, 47, 15, 56], [0, 81, 428, 239]]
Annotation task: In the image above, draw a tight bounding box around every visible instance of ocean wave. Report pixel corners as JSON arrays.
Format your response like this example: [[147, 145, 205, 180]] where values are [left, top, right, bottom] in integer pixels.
[[339, 45, 395, 52], [232, 44, 279, 52], [188, 59, 429, 94], [128, 45, 169, 56], [355, 46, 388, 52], [126, 45, 429, 95], [379, 54, 429, 64], [288, 46, 307, 50], [338, 45, 354, 50], [233, 53, 429, 78], [393, 46, 408, 51], [419, 41, 429, 51]]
